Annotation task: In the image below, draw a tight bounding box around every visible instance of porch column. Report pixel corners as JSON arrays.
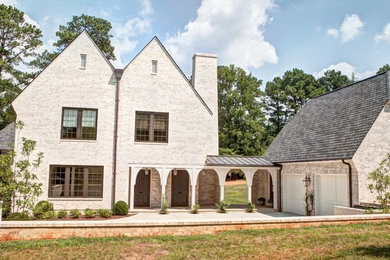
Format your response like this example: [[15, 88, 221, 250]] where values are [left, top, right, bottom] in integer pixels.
[[270, 169, 278, 210], [219, 185, 224, 202], [161, 168, 172, 206], [129, 166, 142, 211], [247, 186, 252, 203], [215, 168, 228, 202], [242, 168, 256, 203]]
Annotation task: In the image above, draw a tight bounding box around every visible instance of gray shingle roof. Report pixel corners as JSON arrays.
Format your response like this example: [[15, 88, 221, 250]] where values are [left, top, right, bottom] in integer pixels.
[[264, 72, 390, 163], [206, 155, 274, 167], [0, 122, 15, 151]]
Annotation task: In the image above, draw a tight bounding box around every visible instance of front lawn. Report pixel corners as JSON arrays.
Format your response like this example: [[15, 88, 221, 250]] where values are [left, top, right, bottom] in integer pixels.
[[1, 222, 390, 259]]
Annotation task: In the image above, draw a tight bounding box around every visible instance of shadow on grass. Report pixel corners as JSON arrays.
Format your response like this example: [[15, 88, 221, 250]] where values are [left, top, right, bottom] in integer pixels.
[[354, 246, 390, 258]]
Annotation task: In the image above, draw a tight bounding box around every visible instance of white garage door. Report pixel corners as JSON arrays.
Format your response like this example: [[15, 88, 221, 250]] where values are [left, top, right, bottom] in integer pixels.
[[316, 175, 348, 216], [284, 175, 306, 215]]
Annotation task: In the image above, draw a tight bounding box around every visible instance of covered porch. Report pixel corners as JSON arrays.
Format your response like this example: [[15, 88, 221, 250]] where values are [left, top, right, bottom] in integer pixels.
[[128, 155, 280, 211]]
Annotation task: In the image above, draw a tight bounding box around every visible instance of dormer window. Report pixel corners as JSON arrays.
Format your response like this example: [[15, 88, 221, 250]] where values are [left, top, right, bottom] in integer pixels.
[[80, 54, 87, 69], [152, 60, 158, 74]]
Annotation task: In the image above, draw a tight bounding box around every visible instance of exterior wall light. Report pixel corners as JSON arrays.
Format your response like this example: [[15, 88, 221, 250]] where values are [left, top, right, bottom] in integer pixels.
[[303, 175, 311, 187], [144, 168, 149, 175], [173, 169, 178, 176]]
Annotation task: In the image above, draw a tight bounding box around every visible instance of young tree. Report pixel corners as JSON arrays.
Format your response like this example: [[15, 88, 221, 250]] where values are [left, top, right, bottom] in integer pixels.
[[0, 4, 43, 129], [318, 69, 353, 92], [218, 65, 267, 156], [377, 64, 390, 75], [367, 153, 390, 212]]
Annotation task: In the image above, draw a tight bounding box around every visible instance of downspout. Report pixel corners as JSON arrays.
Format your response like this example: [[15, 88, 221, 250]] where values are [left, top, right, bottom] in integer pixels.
[[112, 69, 123, 208], [342, 159, 353, 207], [275, 163, 282, 212]]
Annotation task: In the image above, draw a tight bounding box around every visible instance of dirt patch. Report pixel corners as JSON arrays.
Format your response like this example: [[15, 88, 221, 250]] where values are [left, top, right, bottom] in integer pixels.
[[225, 179, 246, 186]]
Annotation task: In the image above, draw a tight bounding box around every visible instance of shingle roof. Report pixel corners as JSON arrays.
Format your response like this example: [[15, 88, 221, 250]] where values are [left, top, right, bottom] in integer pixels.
[[206, 155, 275, 167], [0, 122, 15, 151], [264, 72, 390, 163]]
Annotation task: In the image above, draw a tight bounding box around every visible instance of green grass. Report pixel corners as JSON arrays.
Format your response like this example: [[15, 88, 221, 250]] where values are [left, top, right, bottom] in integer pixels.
[[224, 183, 247, 204], [1, 222, 390, 259]]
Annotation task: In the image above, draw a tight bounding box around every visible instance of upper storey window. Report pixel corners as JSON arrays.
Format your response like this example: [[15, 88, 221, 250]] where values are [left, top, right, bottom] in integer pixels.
[[80, 54, 87, 69], [62, 108, 97, 140], [152, 60, 158, 74], [135, 112, 168, 143]]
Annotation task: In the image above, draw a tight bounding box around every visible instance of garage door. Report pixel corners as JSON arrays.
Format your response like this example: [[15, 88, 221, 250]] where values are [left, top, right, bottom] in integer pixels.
[[316, 175, 348, 216], [284, 175, 306, 215]]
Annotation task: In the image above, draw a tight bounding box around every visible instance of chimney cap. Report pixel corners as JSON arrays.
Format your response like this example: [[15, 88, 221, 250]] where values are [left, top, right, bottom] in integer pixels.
[[193, 53, 217, 59]]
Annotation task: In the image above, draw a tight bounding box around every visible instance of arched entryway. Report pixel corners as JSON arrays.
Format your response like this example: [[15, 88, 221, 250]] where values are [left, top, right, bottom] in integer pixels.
[[134, 168, 162, 208], [196, 170, 219, 206], [168, 169, 190, 207], [224, 169, 247, 206], [252, 170, 273, 207]]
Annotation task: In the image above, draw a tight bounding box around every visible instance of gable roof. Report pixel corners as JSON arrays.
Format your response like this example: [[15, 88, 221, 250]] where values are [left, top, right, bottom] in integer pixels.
[[122, 36, 213, 115], [0, 122, 15, 151], [264, 72, 390, 163]]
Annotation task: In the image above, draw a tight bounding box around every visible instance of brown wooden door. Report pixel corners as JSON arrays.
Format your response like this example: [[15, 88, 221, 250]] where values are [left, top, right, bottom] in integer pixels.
[[171, 170, 189, 207], [134, 170, 150, 207]]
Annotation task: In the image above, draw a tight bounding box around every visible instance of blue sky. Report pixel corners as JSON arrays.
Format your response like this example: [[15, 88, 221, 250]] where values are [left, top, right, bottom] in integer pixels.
[[3, 0, 390, 83]]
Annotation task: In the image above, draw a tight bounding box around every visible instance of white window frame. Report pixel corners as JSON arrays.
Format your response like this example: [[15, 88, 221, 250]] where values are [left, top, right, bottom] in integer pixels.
[[151, 60, 158, 74], [80, 54, 87, 69]]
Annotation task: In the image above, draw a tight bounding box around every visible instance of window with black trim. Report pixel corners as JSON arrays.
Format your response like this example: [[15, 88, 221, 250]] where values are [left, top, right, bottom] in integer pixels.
[[49, 165, 103, 198], [135, 112, 168, 143], [62, 108, 97, 140]]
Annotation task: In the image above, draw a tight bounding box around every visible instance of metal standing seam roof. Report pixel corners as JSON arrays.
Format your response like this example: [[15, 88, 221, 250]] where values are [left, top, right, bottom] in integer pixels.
[[206, 155, 275, 167], [264, 72, 390, 163]]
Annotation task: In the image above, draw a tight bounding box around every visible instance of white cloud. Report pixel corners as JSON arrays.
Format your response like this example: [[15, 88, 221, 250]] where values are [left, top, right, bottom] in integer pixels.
[[375, 23, 390, 44], [164, 0, 278, 71], [111, 0, 153, 67], [313, 62, 374, 81], [327, 14, 364, 43], [23, 14, 40, 28]]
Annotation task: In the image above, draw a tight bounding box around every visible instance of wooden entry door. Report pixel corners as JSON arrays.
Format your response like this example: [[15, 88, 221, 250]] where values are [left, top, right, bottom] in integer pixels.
[[171, 170, 189, 207], [134, 170, 150, 207]]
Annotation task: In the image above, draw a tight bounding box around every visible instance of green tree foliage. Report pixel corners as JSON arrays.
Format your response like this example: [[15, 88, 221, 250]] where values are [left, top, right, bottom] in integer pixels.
[[0, 4, 43, 129], [318, 69, 353, 92], [367, 153, 390, 212], [218, 65, 268, 156], [377, 64, 390, 74]]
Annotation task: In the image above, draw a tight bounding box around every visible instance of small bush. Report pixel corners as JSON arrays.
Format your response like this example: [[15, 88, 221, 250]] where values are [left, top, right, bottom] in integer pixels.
[[113, 201, 128, 215], [215, 201, 230, 213], [85, 208, 96, 218], [192, 204, 200, 214], [69, 209, 81, 219], [33, 201, 54, 219], [7, 211, 30, 221], [42, 211, 57, 220], [57, 209, 67, 219], [160, 196, 168, 214], [247, 201, 255, 213], [97, 209, 112, 218]]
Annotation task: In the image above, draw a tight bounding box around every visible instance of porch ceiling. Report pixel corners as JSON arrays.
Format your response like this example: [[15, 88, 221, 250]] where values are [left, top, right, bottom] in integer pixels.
[[206, 155, 275, 168]]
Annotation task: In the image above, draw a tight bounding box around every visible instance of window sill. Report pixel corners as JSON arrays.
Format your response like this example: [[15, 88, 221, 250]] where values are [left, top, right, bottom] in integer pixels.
[[48, 198, 103, 201], [151, 72, 157, 75], [60, 139, 97, 143], [134, 142, 168, 146]]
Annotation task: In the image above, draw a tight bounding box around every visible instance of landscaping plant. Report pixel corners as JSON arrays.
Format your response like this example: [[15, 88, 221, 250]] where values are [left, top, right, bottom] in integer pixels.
[[97, 209, 112, 218], [160, 195, 168, 214], [33, 201, 54, 219], [368, 153, 390, 212], [247, 201, 255, 212], [6, 211, 30, 221], [215, 201, 230, 213], [69, 209, 81, 219], [192, 204, 200, 214], [84, 209, 96, 218], [42, 211, 57, 220], [113, 200, 128, 215], [57, 210, 67, 219], [305, 190, 314, 216]]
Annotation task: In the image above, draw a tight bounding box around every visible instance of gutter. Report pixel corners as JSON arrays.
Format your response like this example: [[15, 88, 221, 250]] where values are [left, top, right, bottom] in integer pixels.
[[112, 69, 123, 208], [342, 159, 353, 207]]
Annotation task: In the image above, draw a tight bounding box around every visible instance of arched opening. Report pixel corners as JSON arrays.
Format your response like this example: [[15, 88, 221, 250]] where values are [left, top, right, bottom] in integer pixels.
[[167, 169, 190, 207], [252, 170, 273, 208], [134, 168, 161, 208], [224, 169, 247, 206], [196, 170, 219, 206]]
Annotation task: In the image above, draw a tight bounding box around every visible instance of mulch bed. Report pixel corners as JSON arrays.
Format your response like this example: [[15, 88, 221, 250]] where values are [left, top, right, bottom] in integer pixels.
[[4, 214, 136, 221]]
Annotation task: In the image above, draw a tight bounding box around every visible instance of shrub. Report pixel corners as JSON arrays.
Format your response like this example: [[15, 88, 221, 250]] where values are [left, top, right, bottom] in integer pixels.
[[247, 201, 255, 213], [57, 209, 67, 219], [42, 211, 57, 220], [113, 201, 128, 215], [192, 204, 200, 214], [215, 201, 230, 213], [160, 196, 168, 214], [85, 208, 96, 218], [69, 209, 81, 219], [368, 153, 390, 212], [33, 201, 54, 219], [7, 211, 30, 221], [97, 209, 112, 218]]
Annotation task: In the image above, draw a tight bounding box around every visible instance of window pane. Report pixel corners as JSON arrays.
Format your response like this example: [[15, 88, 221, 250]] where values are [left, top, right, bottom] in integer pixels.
[[62, 109, 78, 139], [49, 167, 66, 197], [80, 54, 87, 68], [152, 60, 157, 73], [70, 167, 84, 197], [154, 114, 168, 142], [135, 113, 150, 141], [88, 167, 103, 197], [81, 110, 97, 140]]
